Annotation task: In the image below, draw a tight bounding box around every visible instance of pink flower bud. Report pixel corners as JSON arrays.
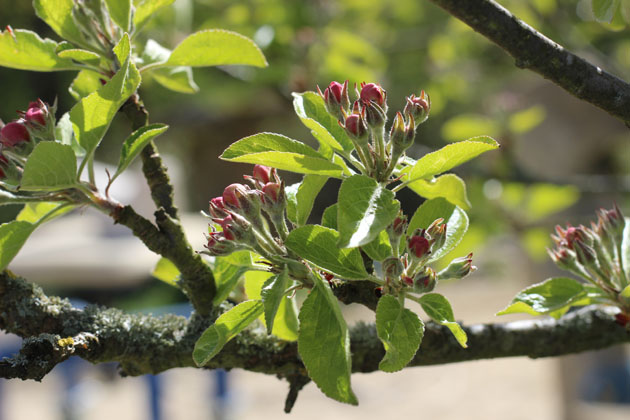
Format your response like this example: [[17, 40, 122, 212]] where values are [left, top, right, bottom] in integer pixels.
[[408, 235, 430, 260], [253, 165, 273, 184], [222, 183, 256, 210], [0, 121, 30, 147], [438, 253, 476, 281], [413, 267, 437, 293], [209, 197, 229, 218], [360, 82, 386, 107], [404, 91, 430, 126], [326, 81, 344, 103], [341, 112, 368, 142], [318, 80, 350, 120], [204, 231, 239, 256], [389, 111, 415, 152], [262, 182, 283, 204], [25, 105, 46, 126]]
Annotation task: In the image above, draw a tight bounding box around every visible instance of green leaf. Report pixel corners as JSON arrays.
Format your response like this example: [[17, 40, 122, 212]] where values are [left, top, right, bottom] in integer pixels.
[[361, 231, 392, 262], [56, 112, 86, 157], [406, 174, 471, 210], [0, 29, 77, 71], [56, 43, 101, 64], [70, 57, 141, 162], [134, 0, 175, 28], [408, 136, 499, 182], [221, 133, 344, 177], [620, 285, 630, 299], [418, 293, 468, 348], [113, 33, 131, 64], [244, 271, 298, 341], [285, 182, 299, 224], [212, 250, 253, 304], [285, 225, 368, 280], [295, 175, 328, 226], [592, 0, 619, 22], [407, 198, 469, 262], [376, 295, 424, 372], [33, 0, 84, 46], [68, 70, 103, 101], [16, 202, 74, 225], [166, 29, 267, 68], [141, 39, 198, 94], [298, 275, 358, 405], [321, 204, 338, 229], [112, 124, 169, 182], [152, 257, 180, 287], [337, 175, 400, 248], [497, 277, 585, 316], [0, 221, 36, 271], [261, 267, 290, 334], [20, 143, 77, 191], [105, 0, 132, 32], [193, 300, 264, 366], [292, 92, 354, 152]]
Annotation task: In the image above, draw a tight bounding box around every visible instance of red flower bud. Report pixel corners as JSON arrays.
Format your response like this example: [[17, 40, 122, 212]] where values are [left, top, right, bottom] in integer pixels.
[[438, 253, 476, 281], [318, 80, 350, 120], [25, 105, 46, 126], [262, 182, 283, 204], [413, 267, 437, 293], [253, 165, 273, 184], [341, 111, 368, 142], [326, 81, 344, 103], [209, 197, 229, 218], [404, 91, 430, 126], [360, 82, 386, 107], [0, 121, 30, 147], [408, 235, 430, 260]]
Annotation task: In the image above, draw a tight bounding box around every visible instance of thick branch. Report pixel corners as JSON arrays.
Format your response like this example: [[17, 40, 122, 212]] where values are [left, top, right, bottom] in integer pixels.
[[1, 272, 628, 382], [427, 0, 630, 124]]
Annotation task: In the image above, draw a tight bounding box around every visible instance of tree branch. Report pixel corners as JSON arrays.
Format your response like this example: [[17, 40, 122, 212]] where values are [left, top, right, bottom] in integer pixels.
[[427, 0, 630, 124], [1, 272, 628, 384]]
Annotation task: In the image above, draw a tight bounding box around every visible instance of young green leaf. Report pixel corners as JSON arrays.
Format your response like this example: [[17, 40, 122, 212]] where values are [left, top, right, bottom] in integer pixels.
[[166, 30, 267, 68], [376, 295, 424, 372], [337, 175, 400, 248], [56, 44, 101, 64], [0, 29, 77, 71], [298, 275, 358, 405], [407, 198, 469, 262], [321, 204, 338, 229], [134, 0, 175, 29], [105, 0, 132, 32], [221, 133, 344, 177], [56, 113, 86, 157], [212, 250, 253, 304], [33, 0, 84, 46], [418, 293, 468, 348], [17, 202, 74, 225], [69, 70, 103, 101], [285, 225, 368, 280], [112, 124, 169, 182], [141, 39, 198, 93], [294, 175, 328, 226], [152, 257, 180, 287], [361, 231, 393, 262], [244, 271, 298, 341], [405, 174, 471, 210], [20, 143, 77, 191], [0, 221, 36, 271], [113, 33, 131, 63], [261, 267, 290, 334], [407, 136, 499, 182], [193, 300, 264, 366], [592, 0, 618, 22], [497, 277, 585, 317], [292, 92, 354, 152], [70, 57, 141, 163]]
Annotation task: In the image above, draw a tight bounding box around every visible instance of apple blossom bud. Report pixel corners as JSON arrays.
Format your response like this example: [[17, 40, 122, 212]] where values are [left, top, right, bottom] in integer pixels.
[[383, 257, 404, 279], [404, 91, 430, 126], [341, 110, 368, 144], [407, 234, 430, 261], [204, 231, 239, 256], [252, 165, 273, 184], [413, 267, 437, 293], [219, 213, 255, 244], [222, 183, 262, 219], [438, 253, 476, 281], [0, 121, 30, 147], [360, 82, 386, 108], [318, 80, 350, 120], [389, 111, 415, 153], [25, 102, 46, 126], [426, 218, 447, 252]]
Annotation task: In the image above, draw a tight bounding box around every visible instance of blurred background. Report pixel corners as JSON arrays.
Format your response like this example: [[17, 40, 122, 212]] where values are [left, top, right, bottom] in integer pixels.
[[0, 0, 629, 419]]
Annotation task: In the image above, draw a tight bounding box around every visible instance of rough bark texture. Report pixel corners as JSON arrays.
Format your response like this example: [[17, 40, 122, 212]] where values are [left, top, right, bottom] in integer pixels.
[[427, 0, 630, 124], [1, 272, 628, 383]]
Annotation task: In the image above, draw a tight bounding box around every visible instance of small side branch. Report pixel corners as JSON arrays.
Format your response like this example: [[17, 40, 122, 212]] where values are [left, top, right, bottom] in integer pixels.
[[427, 0, 630, 124]]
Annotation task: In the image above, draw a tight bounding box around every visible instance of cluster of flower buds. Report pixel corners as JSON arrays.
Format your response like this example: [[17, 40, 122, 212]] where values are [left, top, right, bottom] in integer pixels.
[[549, 204, 628, 296], [317, 80, 431, 182], [0, 100, 56, 182], [203, 165, 290, 260], [378, 215, 475, 296]]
